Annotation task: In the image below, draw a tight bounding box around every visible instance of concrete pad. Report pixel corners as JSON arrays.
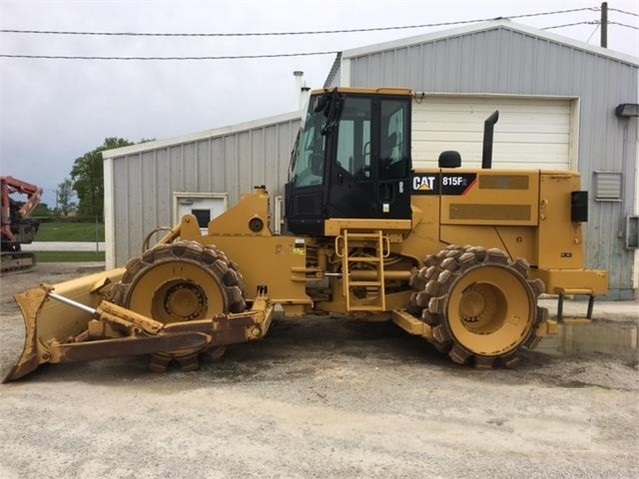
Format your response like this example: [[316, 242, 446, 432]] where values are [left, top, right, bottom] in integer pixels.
[[22, 242, 105, 252]]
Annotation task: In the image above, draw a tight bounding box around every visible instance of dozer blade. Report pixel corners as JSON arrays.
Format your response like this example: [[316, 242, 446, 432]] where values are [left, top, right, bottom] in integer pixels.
[[5, 268, 126, 382], [5, 272, 275, 382]]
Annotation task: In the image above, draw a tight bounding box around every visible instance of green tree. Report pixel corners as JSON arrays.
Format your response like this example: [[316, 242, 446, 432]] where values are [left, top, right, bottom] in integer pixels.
[[71, 137, 133, 219], [32, 202, 51, 217], [56, 177, 76, 217]]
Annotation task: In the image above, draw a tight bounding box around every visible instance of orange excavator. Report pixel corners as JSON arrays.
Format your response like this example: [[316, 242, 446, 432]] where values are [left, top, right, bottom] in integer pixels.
[[1, 176, 42, 273]]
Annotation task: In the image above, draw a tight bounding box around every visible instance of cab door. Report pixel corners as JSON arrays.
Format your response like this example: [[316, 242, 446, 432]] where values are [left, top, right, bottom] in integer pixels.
[[327, 96, 377, 218], [328, 95, 411, 220], [377, 97, 412, 219]]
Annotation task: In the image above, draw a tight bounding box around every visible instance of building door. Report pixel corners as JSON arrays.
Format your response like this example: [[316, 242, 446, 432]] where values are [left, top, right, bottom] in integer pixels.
[[173, 193, 227, 234]]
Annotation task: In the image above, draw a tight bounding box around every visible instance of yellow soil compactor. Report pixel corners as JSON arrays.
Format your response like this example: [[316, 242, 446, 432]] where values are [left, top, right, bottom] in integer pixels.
[[5, 88, 608, 381]]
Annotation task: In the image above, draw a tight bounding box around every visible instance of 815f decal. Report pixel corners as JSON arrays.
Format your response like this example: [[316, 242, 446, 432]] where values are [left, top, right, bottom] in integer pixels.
[[412, 173, 477, 195]]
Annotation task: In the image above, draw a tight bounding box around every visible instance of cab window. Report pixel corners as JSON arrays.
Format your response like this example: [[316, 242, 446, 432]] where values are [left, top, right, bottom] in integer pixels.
[[335, 97, 372, 180], [379, 99, 409, 180]]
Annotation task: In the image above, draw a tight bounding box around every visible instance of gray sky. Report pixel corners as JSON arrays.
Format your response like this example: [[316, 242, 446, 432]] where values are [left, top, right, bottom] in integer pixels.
[[1, 0, 637, 207]]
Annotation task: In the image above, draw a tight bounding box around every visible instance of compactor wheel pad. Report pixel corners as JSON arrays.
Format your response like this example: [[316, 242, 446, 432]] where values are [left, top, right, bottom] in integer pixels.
[[408, 245, 547, 368], [109, 241, 246, 370]]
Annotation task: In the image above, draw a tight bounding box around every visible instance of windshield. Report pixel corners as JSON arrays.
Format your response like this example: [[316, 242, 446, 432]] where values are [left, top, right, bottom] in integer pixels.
[[291, 96, 327, 187]]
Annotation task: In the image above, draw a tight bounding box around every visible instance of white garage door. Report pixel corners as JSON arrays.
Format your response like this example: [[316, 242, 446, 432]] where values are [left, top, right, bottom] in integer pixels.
[[412, 96, 574, 170]]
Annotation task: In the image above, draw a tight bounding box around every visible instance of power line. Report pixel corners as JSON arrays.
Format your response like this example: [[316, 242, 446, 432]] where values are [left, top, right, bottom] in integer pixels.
[[608, 7, 639, 18], [3, 6, 630, 62], [0, 51, 339, 61], [0, 7, 599, 37], [609, 21, 639, 30], [541, 21, 598, 30], [542, 20, 639, 32]]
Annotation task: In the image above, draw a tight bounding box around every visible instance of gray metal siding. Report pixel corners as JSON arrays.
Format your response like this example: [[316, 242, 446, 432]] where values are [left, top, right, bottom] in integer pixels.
[[349, 27, 638, 298], [111, 117, 300, 266]]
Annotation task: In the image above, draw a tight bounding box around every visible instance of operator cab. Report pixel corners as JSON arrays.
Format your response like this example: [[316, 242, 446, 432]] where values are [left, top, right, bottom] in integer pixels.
[[285, 88, 412, 236]]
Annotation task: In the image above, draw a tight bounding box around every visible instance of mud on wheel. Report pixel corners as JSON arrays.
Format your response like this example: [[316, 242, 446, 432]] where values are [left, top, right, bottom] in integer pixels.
[[408, 245, 547, 369], [109, 240, 246, 371]]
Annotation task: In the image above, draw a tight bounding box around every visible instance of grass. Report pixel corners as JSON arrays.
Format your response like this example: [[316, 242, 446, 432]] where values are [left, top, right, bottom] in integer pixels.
[[36, 222, 105, 242], [36, 251, 105, 262]]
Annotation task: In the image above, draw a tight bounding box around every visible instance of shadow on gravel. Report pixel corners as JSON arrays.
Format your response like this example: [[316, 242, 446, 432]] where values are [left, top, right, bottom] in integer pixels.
[[5, 317, 451, 387], [8, 316, 634, 391]]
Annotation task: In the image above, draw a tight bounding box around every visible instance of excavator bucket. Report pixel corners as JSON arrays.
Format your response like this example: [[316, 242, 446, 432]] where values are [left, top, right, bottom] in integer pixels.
[[5, 268, 126, 382]]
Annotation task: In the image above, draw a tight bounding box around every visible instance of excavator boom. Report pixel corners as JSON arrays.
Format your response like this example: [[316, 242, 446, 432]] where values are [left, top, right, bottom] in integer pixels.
[[1, 176, 43, 273]]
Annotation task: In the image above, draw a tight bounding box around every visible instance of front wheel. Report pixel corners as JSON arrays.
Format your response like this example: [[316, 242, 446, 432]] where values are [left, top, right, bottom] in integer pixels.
[[110, 240, 246, 371], [409, 245, 547, 368]]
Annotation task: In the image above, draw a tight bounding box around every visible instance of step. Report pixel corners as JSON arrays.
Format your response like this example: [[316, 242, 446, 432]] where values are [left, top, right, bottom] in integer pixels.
[[348, 305, 385, 312], [347, 257, 381, 263], [349, 281, 382, 287], [345, 233, 382, 239]]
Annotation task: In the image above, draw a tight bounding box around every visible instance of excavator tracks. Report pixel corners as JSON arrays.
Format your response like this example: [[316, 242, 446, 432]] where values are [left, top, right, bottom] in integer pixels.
[[1, 251, 37, 274]]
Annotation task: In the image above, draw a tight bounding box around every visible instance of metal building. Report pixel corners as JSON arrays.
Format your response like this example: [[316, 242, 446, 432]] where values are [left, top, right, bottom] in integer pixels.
[[104, 19, 638, 298], [103, 112, 300, 267]]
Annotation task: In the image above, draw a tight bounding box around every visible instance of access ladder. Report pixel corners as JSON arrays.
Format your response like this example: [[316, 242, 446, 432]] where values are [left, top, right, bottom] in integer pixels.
[[338, 229, 389, 312]]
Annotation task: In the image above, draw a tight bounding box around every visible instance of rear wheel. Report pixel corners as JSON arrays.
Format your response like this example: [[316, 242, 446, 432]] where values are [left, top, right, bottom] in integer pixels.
[[110, 240, 245, 371], [409, 245, 547, 368]]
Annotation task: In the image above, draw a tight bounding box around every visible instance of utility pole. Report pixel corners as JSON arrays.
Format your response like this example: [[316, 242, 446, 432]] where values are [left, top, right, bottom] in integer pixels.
[[601, 2, 608, 48]]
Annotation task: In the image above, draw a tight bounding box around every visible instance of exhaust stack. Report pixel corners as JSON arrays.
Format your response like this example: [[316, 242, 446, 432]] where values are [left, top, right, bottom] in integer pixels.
[[482, 110, 499, 169], [293, 71, 311, 112]]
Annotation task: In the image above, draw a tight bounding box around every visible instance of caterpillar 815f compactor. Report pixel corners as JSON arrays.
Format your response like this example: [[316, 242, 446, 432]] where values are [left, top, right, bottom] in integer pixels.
[[5, 88, 608, 381]]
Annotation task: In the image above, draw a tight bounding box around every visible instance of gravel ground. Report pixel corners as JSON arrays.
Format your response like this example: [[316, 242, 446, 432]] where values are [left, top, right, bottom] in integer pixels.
[[1, 264, 638, 479]]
